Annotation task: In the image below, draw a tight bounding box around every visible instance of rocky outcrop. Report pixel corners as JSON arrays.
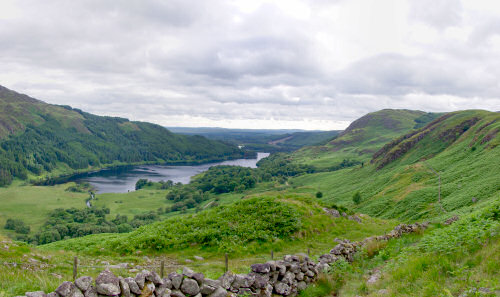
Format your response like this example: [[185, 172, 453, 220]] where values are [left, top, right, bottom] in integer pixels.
[[23, 222, 428, 297]]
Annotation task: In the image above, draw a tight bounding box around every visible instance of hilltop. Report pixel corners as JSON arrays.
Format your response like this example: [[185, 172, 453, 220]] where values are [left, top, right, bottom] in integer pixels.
[[292, 109, 441, 169], [0, 85, 247, 186]]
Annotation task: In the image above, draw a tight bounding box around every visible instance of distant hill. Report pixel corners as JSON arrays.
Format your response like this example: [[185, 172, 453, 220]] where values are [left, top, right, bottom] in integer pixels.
[[292, 109, 442, 169], [167, 127, 341, 152], [0, 85, 246, 186]]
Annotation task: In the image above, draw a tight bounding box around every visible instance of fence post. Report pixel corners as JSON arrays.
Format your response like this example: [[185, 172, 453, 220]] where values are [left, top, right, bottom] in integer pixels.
[[271, 250, 274, 260], [224, 253, 228, 273], [160, 260, 165, 278], [73, 256, 78, 281], [307, 248, 310, 256]]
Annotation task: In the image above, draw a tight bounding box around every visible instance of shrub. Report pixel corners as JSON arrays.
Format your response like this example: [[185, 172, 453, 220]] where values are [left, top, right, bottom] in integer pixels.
[[352, 191, 362, 204], [316, 191, 323, 198]]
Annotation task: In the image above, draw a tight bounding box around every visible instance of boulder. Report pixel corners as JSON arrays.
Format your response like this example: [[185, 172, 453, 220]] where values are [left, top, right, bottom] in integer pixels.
[[95, 269, 120, 296], [168, 273, 183, 290], [207, 287, 228, 297], [203, 278, 221, 288], [26, 292, 46, 297], [147, 271, 164, 285], [182, 267, 195, 278], [192, 273, 205, 285], [295, 272, 304, 281], [251, 263, 271, 274], [155, 282, 171, 297], [251, 274, 270, 289], [274, 282, 291, 296], [46, 293, 59, 297], [55, 282, 84, 297], [180, 278, 200, 296], [161, 278, 172, 290], [125, 277, 141, 295], [282, 272, 295, 285], [170, 290, 186, 297], [140, 282, 156, 297], [75, 276, 93, 292], [220, 271, 235, 289], [135, 270, 152, 289], [231, 274, 254, 289], [83, 286, 97, 297], [200, 284, 216, 295], [297, 281, 307, 291], [118, 277, 131, 297]]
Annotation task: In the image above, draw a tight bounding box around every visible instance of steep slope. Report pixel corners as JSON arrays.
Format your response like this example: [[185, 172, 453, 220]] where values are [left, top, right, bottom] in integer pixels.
[[291, 110, 500, 221], [291, 109, 441, 169], [0, 85, 245, 186]]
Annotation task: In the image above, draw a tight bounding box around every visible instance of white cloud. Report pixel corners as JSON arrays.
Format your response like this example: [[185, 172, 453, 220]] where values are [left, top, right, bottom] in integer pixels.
[[0, 0, 499, 130]]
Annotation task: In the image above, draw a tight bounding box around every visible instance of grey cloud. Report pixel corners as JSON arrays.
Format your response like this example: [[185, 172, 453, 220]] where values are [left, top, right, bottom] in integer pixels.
[[409, 0, 463, 29]]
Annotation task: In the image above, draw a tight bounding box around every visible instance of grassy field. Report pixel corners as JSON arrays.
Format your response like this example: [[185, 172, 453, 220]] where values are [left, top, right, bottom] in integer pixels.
[[0, 181, 88, 234]]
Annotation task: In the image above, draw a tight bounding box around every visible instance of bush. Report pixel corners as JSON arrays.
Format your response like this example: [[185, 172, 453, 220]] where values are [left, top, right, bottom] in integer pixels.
[[316, 191, 323, 198], [352, 191, 362, 205], [4, 218, 30, 234]]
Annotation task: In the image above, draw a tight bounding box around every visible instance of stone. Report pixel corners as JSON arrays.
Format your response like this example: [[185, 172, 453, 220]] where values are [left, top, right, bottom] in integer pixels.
[[289, 264, 300, 274], [140, 282, 155, 297], [200, 284, 216, 295], [125, 277, 141, 295], [193, 256, 204, 261], [47, 293, 59, 297], [168, 273, 183, 290], [56, 282, 84, 297], [282, 272, 295, 285], [161, 278, 172, 290], [232, 274, 255, 289], [305, 270, 315, 278], [180, 278, 200, 296], [182, 267, 195, 278], [252, 274, 270, 289], [147, 271, 164, 285], [203, 278, 221, 288], [26, 292, 46, 297], [155, 282, 171, 297], [157, 288, 171, 297], [295, 272, 304, 281], [119, 277, 131, 297], [192, 273, 205, 285], [323, 208, 340, 217], [266, 261, 276, 272], [135, 270, 152, 289], [83, 286, 97, 297], [297, 281, 307, 291], [275, 264, 286, 276], [170, 290, 186, 297], [274, 282, 291, 296], [251, 263, 271, 274], [220, 271, 235, 289], [207, 287, 228, 297], [75, 276, 93, 292], [238, 288, 254, 296], [95, 269, 120, 296]]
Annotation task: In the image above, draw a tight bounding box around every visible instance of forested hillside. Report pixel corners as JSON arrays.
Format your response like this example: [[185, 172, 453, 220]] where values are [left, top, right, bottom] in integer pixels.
[[0, 85, 246, 186]]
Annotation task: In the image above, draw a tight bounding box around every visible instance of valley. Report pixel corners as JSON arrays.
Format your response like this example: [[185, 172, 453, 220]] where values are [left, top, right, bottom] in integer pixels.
[[0, 87, 499, 296]]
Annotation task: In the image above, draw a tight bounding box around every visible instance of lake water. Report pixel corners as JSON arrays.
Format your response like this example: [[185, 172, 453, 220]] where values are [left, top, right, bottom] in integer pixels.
[[73, 152, 270, 194]]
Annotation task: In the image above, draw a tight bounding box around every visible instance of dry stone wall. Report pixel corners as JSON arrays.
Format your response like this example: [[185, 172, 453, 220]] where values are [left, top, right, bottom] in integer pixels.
[[22, 222, 428, 297]]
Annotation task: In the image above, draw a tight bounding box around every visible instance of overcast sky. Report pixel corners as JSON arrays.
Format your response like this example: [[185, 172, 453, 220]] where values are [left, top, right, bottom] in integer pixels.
[[1, 0, 500, 130]]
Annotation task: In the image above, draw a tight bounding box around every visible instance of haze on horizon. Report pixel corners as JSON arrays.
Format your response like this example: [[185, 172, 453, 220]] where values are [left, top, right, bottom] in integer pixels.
[[1, 0, 500, 130]]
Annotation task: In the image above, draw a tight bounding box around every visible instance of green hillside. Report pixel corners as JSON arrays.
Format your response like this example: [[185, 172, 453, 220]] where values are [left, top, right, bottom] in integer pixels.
[[292, 109, 441, 169], [0, 85, 246, 186], [290, 110, 500, 221]]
